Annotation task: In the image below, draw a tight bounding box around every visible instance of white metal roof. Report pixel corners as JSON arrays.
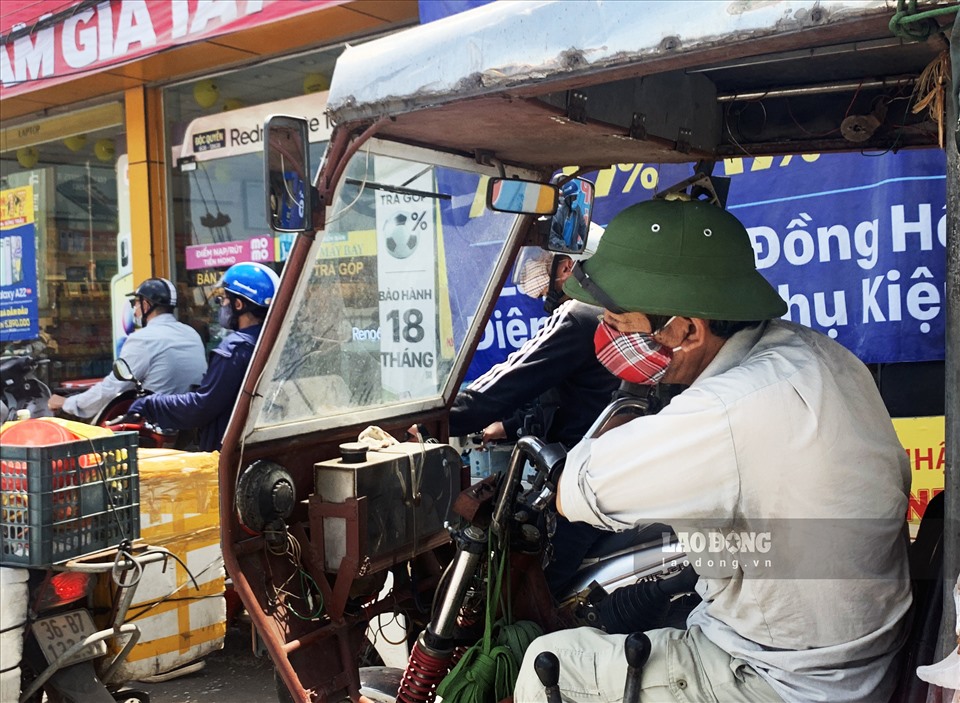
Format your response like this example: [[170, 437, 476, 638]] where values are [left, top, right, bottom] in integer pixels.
[[328, 0, 893, 122], [325, 0, 942, 168]]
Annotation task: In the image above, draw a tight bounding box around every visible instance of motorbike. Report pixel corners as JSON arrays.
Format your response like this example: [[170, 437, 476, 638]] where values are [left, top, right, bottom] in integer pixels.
[[94, 359, 180, 450], [0, 354, 53, 423], [14, 544, 184, 703]]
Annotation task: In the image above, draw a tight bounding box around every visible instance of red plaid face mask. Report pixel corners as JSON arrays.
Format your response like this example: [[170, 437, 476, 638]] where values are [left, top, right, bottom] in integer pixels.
[[593, 319, 677, 385]]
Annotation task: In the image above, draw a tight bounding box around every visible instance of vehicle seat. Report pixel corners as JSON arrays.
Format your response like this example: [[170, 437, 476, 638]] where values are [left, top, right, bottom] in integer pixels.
[[583, 522, 669, 560], [890, 490, 945, 703]]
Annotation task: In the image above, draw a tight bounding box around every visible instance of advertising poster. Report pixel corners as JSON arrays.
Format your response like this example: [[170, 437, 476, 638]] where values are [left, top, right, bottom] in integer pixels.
[[0, 185, 39, 342], [375, 162, 438, 399], [727, 150, 946, 364], [893, 416, 945, 526], [111, 154, 135, 358], [462, 150, 947, 382]]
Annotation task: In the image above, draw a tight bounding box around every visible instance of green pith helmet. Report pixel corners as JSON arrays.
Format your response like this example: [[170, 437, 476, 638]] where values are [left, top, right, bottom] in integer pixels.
[[562, 199, 787, 320]]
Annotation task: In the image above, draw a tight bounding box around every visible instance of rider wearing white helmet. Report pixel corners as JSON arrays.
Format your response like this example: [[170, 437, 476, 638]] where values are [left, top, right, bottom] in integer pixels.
[[450, 222, 620, 597], [130, 262, 280, 451]]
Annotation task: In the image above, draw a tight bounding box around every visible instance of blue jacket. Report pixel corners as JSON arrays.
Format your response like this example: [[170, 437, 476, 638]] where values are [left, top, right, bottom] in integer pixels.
[[130, 324, 262, 451]]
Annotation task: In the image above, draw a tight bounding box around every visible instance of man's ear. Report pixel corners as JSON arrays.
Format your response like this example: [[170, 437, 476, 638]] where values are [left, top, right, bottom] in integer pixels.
[[678, 317, 712, 351]]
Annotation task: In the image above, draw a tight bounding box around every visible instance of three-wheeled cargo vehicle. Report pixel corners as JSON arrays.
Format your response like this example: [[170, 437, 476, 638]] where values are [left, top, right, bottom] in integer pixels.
[[218, 1, 958, 701]]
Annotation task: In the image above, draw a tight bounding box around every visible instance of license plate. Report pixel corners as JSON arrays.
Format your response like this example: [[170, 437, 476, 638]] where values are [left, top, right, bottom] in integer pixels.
[[31, 610, 107, 667]]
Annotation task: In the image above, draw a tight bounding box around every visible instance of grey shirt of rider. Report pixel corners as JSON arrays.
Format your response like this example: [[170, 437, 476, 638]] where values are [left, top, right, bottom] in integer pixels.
[[558, 318, 912, 703], [62, 313, 208, 420]]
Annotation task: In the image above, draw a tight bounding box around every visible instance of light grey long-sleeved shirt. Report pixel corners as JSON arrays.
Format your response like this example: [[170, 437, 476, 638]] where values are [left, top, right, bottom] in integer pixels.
[[560, 319, 912, 703], [63, 313, 207, 420]]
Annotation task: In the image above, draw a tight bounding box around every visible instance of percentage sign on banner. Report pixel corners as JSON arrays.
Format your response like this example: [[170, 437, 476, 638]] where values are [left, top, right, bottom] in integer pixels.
[[617, 163, 659, 192], [409, 211, 429, 231]]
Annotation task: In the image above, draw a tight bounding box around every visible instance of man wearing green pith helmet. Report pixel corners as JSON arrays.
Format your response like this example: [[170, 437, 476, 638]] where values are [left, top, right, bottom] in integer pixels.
[[513, 199, 911, 703]]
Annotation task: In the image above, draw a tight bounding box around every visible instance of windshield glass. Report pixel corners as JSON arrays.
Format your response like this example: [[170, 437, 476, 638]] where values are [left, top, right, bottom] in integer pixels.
[[251, 141, 522, 435]]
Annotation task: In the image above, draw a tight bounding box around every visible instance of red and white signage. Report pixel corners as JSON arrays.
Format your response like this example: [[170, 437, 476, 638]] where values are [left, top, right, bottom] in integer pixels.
[[185, 235, 274, 270], [1, 0, 343, 98]]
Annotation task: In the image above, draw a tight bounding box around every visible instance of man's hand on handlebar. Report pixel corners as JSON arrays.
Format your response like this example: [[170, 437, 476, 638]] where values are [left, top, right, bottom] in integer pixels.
[[481, 421, 507, 445]]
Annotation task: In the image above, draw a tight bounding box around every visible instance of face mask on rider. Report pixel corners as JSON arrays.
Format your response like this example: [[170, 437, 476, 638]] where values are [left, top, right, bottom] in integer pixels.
[[218, 297, 238, 330], [593, 316, 683, 385], [132, 298, 145, 328]]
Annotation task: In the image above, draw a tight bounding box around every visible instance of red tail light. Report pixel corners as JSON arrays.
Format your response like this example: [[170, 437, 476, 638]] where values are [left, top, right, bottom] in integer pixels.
[[34, 572, 92, 612]]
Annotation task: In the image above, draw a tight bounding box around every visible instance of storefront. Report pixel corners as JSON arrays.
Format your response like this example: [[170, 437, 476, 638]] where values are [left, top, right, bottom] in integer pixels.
[[1, 0, 417, 387]]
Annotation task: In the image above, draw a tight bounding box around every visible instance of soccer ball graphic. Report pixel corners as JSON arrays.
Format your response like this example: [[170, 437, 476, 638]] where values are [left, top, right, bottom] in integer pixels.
[[384, 213, 418, 259]]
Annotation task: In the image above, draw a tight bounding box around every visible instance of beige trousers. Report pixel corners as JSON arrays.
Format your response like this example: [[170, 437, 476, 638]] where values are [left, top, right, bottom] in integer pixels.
[[513, 626, 783, 703]]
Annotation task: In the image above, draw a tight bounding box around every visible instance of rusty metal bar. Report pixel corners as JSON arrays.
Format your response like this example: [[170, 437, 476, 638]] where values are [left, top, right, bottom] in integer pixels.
[[716, 76, 916, 102], [941, 18, 959, 660]]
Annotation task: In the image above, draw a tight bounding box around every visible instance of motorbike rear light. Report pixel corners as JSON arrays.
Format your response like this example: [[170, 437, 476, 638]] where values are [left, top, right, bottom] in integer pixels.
[[34, 572, 92, 611]]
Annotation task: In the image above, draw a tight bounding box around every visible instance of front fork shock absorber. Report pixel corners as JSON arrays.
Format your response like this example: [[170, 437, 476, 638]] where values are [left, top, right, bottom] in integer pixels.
[[396, 525, 487, 703]]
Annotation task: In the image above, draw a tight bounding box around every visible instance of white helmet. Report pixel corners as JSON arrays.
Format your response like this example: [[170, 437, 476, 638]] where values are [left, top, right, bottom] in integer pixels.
[[513, 222, 605, 298]]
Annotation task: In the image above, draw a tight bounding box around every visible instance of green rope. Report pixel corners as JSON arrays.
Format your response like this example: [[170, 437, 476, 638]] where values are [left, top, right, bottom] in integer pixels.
[[889, 0, 959, 41], [436, 533, 543, 703]]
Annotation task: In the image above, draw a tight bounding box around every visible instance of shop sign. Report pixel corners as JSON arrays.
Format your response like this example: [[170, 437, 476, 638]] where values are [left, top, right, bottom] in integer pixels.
[[0, 185, 39, 342], [191, 269, 222, 287], [0, 103, 123, 152], [892, 416, 945, 525], [185, 235, 275, 270], [1, 0, 342, 98], [177, 93, 331, 164]]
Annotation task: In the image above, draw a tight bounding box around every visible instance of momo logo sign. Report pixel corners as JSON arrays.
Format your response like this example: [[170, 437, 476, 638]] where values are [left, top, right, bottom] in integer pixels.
[[185, 236, 275, 270]]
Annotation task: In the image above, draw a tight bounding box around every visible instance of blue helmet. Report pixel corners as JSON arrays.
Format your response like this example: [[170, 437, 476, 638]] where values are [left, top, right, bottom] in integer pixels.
[[221, 262, 279, 308]]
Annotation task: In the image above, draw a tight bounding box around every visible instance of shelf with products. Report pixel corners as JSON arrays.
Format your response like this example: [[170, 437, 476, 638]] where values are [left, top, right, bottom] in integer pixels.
[[49, 280, 111, 298], [48, 227, 119, 283]]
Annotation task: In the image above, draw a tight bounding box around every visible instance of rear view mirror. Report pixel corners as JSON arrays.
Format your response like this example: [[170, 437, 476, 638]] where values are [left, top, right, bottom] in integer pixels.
[[486, 178, 558, 215], [547, 178, 594, 255], [112, 358, 135, 383], [264, 115, 312, 233]]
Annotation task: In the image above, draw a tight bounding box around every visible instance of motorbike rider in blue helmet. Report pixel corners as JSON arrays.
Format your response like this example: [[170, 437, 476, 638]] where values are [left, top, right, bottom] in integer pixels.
[[129, 262, 280, 451]]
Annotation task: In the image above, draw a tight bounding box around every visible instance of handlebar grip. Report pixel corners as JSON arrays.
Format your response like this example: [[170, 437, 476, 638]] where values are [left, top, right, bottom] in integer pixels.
[[622, 632, 652, 703], [534, 651, 562, 703], [104, 412, 142, 427]]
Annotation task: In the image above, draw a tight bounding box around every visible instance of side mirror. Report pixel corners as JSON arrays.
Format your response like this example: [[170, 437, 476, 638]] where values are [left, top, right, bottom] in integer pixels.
[[486, 177, 558, 215], [112, 358, 136, 383], [546, 178, 594, 255], [264, 115, 312, 233]]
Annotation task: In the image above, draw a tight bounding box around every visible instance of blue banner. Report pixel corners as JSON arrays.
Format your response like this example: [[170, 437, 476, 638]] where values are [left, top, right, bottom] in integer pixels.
[[729, 150, 946, 364], [1, 186, 40, 343], [460, 150, 946, 382], [419, 0, 493, 24]]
